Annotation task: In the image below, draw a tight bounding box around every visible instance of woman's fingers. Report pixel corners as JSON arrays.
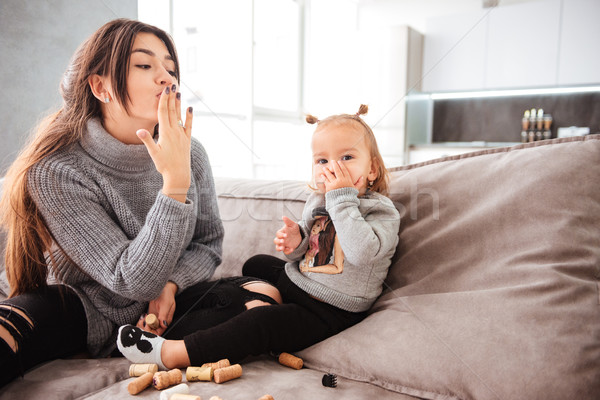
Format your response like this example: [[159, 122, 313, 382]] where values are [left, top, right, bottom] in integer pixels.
[[157, 84, 181, 130], [175, 86, 182, 123], [183, 106, 193, 138], [136, 129, 159, 154], [157, 85, 170, 128], [167, 84, 178, 126]]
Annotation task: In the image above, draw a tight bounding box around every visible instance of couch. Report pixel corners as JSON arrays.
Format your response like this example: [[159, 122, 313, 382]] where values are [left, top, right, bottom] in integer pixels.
[[0, 135, 598, 399]]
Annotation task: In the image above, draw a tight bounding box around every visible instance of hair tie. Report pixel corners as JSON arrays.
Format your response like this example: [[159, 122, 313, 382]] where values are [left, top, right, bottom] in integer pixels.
[[306, 114, 320, 124]]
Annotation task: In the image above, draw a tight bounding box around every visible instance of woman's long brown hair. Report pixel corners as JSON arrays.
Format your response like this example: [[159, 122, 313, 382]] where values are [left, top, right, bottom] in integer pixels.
[[0, 19, 180, 297]]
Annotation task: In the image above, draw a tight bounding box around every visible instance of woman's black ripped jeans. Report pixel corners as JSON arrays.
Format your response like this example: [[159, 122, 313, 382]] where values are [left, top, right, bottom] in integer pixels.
[[0, 285, 87, 388], [139, 277, 279, 341]]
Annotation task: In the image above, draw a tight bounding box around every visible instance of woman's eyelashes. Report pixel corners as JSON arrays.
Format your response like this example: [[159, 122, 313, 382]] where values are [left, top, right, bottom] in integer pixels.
[[135, 64, 176, 76]]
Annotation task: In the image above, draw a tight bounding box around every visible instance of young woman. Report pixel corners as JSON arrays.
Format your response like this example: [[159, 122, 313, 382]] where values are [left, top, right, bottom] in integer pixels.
[[117, 105, 401, 370], [0, 18, 274, 387]]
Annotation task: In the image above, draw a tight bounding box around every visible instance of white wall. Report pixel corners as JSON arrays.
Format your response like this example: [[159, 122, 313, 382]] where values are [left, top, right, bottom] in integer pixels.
[[0, 0, 137, 175]]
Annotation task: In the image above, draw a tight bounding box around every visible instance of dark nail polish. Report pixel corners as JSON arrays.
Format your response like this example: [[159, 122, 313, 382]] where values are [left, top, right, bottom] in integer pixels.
[[188, 106, 193, 113], [171, 84, 176, 92], [165, 86, 170, 94], [143, 321, 146, 327], [163, 320, 168, 328], [176, 92, 181, 100]]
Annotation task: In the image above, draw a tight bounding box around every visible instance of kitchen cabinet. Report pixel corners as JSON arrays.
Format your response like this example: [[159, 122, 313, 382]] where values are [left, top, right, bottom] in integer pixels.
[[558, 0, 600, 86], [422, 10, 487, 92], [422, 0, 600, 92], [485, 0, 561, 89]]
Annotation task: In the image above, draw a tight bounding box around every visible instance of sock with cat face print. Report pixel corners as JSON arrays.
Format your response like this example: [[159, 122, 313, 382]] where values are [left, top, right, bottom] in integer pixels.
[[117, 324, 167, 370]]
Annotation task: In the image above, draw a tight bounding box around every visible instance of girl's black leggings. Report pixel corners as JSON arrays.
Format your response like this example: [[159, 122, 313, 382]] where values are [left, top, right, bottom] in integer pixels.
[[183, 255, 367, 365]]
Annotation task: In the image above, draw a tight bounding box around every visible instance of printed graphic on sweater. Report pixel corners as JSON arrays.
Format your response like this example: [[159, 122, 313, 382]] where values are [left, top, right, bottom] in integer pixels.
[[300, 207, 344, 274]]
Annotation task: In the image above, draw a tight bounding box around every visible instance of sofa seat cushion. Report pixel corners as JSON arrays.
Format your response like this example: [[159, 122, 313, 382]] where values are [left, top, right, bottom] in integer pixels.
[[25, 356, 415, 399], [298, 135, 600, 399]]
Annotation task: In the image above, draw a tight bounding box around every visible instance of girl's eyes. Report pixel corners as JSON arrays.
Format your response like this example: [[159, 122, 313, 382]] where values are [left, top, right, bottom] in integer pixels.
[[316, 155, 352, 164]]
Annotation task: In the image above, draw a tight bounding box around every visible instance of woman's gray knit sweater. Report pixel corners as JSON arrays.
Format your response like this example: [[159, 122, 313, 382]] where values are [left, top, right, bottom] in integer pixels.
[[27, 118, 224, 357]]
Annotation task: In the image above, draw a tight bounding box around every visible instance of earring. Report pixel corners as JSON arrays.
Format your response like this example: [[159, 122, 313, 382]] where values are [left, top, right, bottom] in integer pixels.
[[103, 93, 110, 103]]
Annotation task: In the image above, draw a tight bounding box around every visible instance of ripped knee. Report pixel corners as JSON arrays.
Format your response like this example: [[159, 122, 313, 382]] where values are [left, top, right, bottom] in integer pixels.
[[0, 305, 34, 326], [0, 305, 34, 354], [245, 299, 274, 310]]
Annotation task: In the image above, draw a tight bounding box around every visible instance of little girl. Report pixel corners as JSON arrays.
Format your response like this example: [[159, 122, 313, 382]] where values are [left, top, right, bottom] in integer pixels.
[[117, 105, 401, 369]]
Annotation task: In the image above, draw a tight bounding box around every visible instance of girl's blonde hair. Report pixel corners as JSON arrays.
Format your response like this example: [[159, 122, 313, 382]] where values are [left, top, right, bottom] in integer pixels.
[[0, 19, 180, 297], [306, 104, 390, 195]]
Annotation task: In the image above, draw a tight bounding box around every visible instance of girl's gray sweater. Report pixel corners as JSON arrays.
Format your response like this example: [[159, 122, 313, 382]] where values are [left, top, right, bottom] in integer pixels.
[[285, 188, 400, 312], [28, 118, 224, 356]]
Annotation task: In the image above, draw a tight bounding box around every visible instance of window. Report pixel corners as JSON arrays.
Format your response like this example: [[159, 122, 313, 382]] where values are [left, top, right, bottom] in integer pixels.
[[138, 0, 363, 180], [253, 0, 302, 113]]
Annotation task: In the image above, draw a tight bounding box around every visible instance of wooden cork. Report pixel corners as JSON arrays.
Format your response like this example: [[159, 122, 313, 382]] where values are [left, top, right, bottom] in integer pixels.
[[152, 369, 183, 390], [169, 395, 202, 400], [127, 372, 153, 395], [278, 352, 303, 370], [145, 313, 160, 329], [129, 363, 158, 377], [258, 395, 275, 400], [213, 364, 242, 384], [209, 396, 224, 400], [186, 366, 213, 382], [201, 359, 230, 370]]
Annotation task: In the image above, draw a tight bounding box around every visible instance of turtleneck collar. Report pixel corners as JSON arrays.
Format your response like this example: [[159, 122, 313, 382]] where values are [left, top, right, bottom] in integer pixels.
[[80, 118, 155, 172]]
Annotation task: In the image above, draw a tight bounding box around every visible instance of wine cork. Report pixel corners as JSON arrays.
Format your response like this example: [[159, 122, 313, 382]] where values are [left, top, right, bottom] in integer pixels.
[[153, 369, 183, 390], [146, 313, 160, 329], [129, 363, 158, 377], [213, 364, 242, 384], [209, 397, 223, 400], [158, 383, 189, 400], [127, 372, 153, 395], [258, 395, 275, 400], [278, 352, 303, 370], [186, 366, 213, 382], [169, 395, 202, 400], [201, 359, 230, 370]]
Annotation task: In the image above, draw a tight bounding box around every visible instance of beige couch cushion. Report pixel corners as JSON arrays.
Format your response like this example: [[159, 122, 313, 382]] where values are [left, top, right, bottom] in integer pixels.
[[214, 178, 309, 278], [298, 135, 600, 399]]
